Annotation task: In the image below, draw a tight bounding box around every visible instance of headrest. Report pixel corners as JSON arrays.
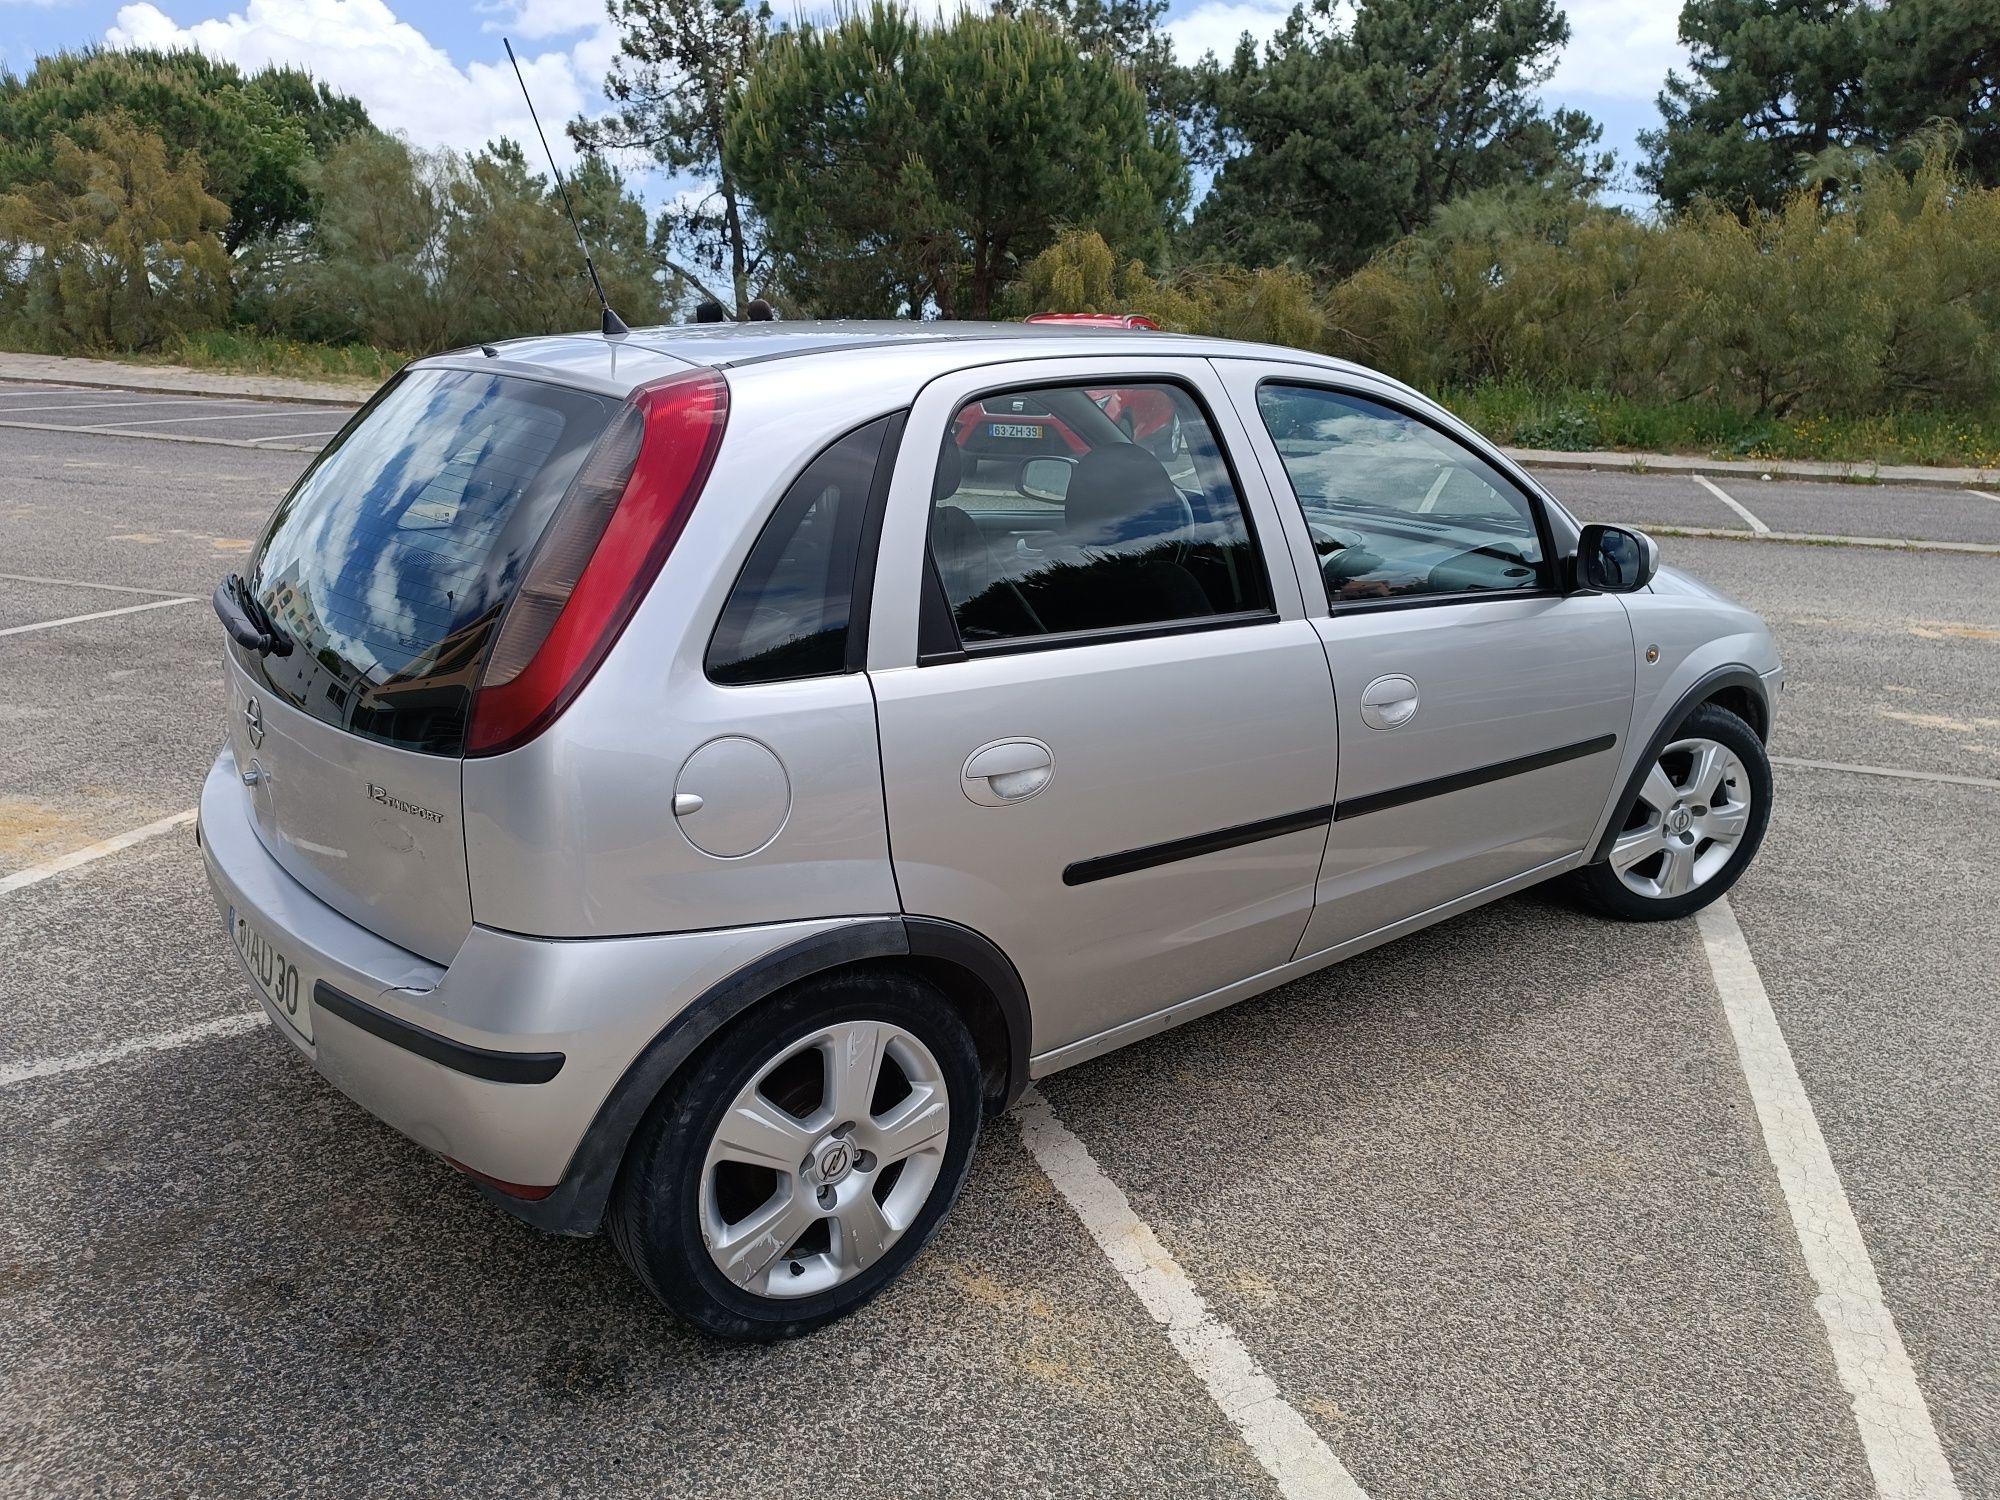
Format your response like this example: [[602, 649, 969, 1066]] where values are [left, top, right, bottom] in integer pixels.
[[932, 440, 963, 502], [1063, 444, 1184, 550]]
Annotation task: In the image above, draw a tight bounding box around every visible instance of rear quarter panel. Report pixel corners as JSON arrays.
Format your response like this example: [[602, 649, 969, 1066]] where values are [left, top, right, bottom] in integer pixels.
[[462, 355, 929, 938]]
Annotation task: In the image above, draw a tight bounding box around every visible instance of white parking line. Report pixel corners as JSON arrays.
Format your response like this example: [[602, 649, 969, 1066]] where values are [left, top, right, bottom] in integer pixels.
[[1016, 1089, 1371, 1500], [1967, 490, 1998, 503], [0, 397, 263, 415], [1772, 756, 2000, 792], [0, 595, 196, 637], [1698, 899, 1961, 1500], [0, 572, 195, 599], [0, 808, 197, 896], [0, 1012, 266, 1089], [245, 430, 340, 444], [79, 407, 346, 431], [1693, 473, 1772, 533], [0, 417, 333, 451]]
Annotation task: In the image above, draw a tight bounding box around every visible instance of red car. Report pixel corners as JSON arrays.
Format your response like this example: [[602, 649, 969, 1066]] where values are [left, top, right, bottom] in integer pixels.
[[951, 390, 1090, 470], [1021, 314, 1179, 451], [1023, 312, 1162, 329]]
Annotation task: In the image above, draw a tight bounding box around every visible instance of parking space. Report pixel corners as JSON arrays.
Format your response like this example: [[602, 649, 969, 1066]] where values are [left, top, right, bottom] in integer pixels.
[[2, 413, 1994, 1498], [1662, 536, 2000, 781], [1534, 465, 2000, 548], [0, 383, 351, 452]]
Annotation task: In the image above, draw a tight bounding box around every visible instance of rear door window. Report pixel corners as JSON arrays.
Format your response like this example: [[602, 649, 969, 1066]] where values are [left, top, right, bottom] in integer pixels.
[[929, 381, 1272, 646], [245, 368, 618, 754]]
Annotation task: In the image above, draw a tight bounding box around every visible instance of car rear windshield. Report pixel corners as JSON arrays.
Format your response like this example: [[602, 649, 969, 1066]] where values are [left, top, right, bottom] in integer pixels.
[[241, 367, 619, 755]]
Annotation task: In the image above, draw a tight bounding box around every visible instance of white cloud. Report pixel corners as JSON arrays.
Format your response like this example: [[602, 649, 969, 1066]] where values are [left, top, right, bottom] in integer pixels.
[[1544, 0, 1686, 99], [1165, 0, 1291, 64], [477, 0, 595, 40], [105, 0, 609, 161]]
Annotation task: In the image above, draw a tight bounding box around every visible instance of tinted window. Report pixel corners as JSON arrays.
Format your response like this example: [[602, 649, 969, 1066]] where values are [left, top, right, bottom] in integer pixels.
[[245, 368, 617, 753], [931, 382, 1271, 645], [707, 418, 891, 684], [1256, 385, 1545, 603]]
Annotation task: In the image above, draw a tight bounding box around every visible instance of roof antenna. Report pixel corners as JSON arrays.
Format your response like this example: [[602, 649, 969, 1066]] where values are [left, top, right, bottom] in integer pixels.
[[504, 37, 629, 338]]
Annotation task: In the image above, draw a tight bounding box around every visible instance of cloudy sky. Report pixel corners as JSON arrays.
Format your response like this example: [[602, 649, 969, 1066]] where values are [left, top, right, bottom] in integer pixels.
[[0, 0, 1685, 201]]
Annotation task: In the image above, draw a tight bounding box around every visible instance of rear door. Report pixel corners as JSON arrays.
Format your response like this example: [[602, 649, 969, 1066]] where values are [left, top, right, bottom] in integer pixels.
[[1216, 363, 1635, 957], [225, 367, 623, 962], [866, 356, 1340, 1067]]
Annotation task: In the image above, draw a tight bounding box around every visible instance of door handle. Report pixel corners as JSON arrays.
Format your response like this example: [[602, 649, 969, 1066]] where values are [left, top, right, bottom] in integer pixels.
[[962, 738, 1054, 805], [1359, 674, 1419, 731]]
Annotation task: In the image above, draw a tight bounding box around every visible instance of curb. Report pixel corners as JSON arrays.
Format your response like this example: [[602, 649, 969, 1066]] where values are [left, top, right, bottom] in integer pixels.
[[0, 368, 368, 408], [1646, 524, 2000, 556], [1510, 448, 2000, 492]]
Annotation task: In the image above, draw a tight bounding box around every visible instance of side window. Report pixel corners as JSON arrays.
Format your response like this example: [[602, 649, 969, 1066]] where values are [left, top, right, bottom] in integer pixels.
[[706, 417, 891, 684], [1255, 385, 1546, 603], [929, 381, 1272, 645]]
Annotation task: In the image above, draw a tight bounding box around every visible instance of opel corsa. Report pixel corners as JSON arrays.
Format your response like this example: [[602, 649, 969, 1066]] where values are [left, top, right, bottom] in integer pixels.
[[203, 323, 1780, 1340]]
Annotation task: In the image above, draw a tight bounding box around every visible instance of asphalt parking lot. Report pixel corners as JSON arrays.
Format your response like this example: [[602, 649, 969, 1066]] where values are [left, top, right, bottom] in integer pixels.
[[0, 381, 350, 454], [1, 407, 1994, 1499]]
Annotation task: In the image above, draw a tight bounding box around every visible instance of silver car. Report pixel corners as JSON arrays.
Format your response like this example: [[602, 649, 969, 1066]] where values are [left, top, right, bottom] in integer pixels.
[[202, 323, 1779, 1340]]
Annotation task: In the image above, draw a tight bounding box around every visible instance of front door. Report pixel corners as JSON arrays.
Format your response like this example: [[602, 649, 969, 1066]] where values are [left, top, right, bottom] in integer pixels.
[[1219, 369, 1636, 956], [866, 357, 1340, 1064]]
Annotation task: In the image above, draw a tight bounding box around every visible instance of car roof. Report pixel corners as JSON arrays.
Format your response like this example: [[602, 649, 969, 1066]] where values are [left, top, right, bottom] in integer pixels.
[[422, 319, 1374, 394]]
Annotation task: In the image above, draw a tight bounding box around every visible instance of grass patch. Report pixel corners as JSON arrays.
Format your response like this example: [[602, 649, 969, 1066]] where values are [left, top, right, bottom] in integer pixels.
[[0, 328, 407, 390], [168, 330, 408, 387], [1438, 381, 2000, 469]]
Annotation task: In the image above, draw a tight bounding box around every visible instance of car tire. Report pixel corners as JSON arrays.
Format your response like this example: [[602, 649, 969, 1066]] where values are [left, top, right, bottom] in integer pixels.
[[1570, 701, 1772, 922], [609, 969, 983, 1342]]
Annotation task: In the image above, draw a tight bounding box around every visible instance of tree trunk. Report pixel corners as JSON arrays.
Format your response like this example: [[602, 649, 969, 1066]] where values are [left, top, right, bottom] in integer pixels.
[[721, 176, 749, 317]]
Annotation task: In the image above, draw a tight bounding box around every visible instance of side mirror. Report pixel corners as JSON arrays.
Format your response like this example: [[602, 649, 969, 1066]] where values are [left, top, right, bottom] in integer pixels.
[[1574, 523, 1659, 593], [1019, 455, 1074, 505]]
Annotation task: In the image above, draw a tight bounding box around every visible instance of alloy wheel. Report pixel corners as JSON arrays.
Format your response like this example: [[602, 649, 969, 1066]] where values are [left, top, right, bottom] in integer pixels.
[[1610, 735, 1754, 900], [699, 1021, 951, 1299]]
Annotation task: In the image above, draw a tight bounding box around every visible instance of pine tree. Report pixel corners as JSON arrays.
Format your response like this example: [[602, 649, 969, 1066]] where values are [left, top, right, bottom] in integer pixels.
[[725, 4, 1185, 319], [1639, 0, 1999, 212], [573, 0, 772, 316], [1189, 0, 1606, 274]]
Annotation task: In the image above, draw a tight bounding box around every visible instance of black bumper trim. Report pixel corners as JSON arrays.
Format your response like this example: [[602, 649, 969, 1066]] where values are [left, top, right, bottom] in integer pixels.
[[312, 981, 565, 1085]]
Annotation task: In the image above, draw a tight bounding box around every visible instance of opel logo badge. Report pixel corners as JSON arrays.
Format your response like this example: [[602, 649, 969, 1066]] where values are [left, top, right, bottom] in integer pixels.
[[244, 695, 264, 748], [819, 1143, 851, 1179], [1666, 807, 1692, 835]]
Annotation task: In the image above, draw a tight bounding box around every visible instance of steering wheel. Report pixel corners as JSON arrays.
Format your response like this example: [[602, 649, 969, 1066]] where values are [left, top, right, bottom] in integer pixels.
[[1307, 522, 1363, 551]]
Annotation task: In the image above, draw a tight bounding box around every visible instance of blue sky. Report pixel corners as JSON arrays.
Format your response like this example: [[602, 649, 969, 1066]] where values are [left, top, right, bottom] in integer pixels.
[[0, 0, 1683, 208]]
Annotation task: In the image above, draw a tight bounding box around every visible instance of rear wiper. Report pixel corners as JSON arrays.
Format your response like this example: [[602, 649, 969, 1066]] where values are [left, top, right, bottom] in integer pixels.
[[213, 573, 293, 657]]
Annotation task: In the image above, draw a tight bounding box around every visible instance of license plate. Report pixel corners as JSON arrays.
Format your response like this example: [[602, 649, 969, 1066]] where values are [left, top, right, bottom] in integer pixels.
[[988, 422, 1044, 440], [232, 909, 312, 1040]]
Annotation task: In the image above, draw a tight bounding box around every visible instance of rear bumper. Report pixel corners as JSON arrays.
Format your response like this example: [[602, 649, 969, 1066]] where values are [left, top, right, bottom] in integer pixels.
[[199, 745, 858, 1225]]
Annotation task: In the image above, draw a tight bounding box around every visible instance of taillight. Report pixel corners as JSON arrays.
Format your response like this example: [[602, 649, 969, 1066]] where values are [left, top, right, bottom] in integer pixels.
[[466, 367, 728, 756]]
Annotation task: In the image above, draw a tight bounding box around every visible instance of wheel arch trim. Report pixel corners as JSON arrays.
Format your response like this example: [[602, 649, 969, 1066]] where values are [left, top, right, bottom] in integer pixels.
[[485, 916, 1030, 1235], [1588, 664, 1771, 866]]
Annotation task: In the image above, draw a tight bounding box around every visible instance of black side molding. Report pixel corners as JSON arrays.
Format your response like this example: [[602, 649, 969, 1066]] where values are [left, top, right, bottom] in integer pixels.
[[313, 981, 565, 1085], [1063, 805, 1334, 887], [1334, 734, 1618, 821]]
